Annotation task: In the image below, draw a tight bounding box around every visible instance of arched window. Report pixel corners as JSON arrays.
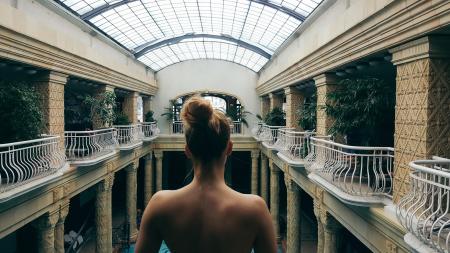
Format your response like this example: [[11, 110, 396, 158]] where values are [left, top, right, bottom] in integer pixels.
[[203, 96, 227, 113]]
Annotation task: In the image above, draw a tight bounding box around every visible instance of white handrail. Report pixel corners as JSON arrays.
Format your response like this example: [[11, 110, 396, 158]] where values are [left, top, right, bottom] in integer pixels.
[[141, 122, 160, 139], [397, 158, 450, 253], [305, 137, 394, 200], [113, 124, 143, 147], [0, 136, 66, 193], [171, 121, 184, 134], [230, 121, 243, 135], [274, 129, 315, 160], [65, 128, 117, 162], [260, 125, 289, 147]]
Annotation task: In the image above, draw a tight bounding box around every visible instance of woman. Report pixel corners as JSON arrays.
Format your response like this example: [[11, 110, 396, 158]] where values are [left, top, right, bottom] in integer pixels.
[[135, 96, 277, 253]]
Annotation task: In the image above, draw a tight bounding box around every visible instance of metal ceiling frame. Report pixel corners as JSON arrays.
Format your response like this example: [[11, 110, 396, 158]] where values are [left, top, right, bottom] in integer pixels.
[[80, 0, 306, 21], [134, 33, 272, 58]]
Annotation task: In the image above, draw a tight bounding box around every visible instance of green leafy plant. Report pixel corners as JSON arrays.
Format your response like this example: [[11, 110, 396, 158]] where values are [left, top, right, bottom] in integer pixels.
[[114, 112, 131, 125], [298, 92, 317, 130], [144, 110, 156, 122], [256, 114, 263, 121], [264, 107, 286, 126], [84, 91, 117, 128], [0, 80, 43, 143], [161, 99, 177, 121], [239, 106, 252, 128], [326, 78, 395, 146], [226, 105, 252, 127]]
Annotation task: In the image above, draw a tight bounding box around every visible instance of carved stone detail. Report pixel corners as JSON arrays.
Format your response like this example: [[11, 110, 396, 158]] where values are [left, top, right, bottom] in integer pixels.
[[269, 159, 280, 238], [285, 173, 301, 253], [260, 154, 269, 204], [32, 211, 59, 253], [154, 150, 164, 191], [96, 174, 114, 253], [251, 150, 260, 195]]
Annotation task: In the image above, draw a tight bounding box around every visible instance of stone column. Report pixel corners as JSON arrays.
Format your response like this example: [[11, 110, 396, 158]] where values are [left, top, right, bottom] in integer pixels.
[[285, 174, 301, 253], [35, 71, 68, 147], [33, 211, 59, 253], [389, 36, 450, 202], [322, 216, 342, 253], [144, 153, 154, 204], [55, 201, 70, 253], [125, 161, 138, 240], [269, 160, 280, 238], [269, 92, 283, 111], [123, 91, 139, 124], [284, 86, 305, 129], [313, 193, 324, 253], [251, 150, 260, 195], [154, 150, 164, 191], [313, 74, 338, 136], [260, 96, 270, 118], [260, 154, 269, 204], [142, 95, 152, 116], [93, 85, 115, 129], [95, 173, 114, 253]]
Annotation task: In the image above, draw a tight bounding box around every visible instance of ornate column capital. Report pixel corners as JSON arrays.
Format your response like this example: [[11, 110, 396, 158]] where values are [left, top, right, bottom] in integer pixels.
[[125, 160, 139, 173], [251, 150, 260, 159], [144, 152, 153, 161], [33, 211, 59, 230], [268, 159, 279, 173], [284, 174, 299, 192], [154, 150, 164, 159], [98, 173, 115, 192], [58, 200, 70, 223]]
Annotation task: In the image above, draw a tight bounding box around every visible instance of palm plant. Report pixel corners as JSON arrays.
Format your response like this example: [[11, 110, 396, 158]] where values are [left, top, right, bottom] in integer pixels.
[[264, 107, 286, 126], [161, 99, 177, 121]]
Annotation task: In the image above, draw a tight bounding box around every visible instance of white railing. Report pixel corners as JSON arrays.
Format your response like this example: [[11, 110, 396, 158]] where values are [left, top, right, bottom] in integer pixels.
[[305, 137, 394, 205], [65, 128, 117, 165], [141, 122, 160, 140], [171, 121, 184, 134], [113, 124, 143, 149], [274, 129, 315, 161], [0, 136, 66, 195], [251, 122, 264, 139], [259, 125, 288, 147], [231, 121, 243, 135], [397, 158, 450, 253]]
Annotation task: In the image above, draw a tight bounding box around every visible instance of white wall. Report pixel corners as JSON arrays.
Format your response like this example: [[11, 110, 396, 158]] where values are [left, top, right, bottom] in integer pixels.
[[258, 0, 394, 85], [153, 60, 260, 134], [0, 0, 154, 85]]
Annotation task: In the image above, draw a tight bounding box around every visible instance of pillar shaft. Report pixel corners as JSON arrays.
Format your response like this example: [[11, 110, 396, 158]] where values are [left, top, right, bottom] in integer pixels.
[[285, 86, 305, 129], [260, 96, 270, 118], [144, 153, 154, 204], [269, 160, 280, 238], [123, 91, 139, 124], [33, 212, 59, 253], [55, 202, 70, 253], [269, 93, 283, 111], [313, 74, 338, 136], [285, 174, 301, 253], [251, 150, 260, 195], [126, 161, 138, 239], [389, 36, 450, 202], [95, 174, 114, 253], [154, 150, 164, 191], [314, 195, 342, 253], [260, 154, 269, 203], [35, 71, 67, 147]]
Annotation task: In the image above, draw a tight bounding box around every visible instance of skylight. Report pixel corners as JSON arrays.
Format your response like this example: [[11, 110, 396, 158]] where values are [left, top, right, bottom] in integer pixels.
[[56, 0, 323, 72]]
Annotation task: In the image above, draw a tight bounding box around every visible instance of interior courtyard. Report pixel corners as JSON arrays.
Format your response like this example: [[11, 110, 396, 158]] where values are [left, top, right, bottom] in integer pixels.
[[0, 0, 449, 252]]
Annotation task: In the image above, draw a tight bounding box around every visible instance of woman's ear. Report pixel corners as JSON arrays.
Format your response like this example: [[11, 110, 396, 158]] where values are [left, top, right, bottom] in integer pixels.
[[226, 140, 233, 156], [185, 145, 193, 159]]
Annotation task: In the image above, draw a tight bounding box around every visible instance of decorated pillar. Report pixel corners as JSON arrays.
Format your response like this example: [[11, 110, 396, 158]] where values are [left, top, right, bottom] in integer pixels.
[[285, 174, 302, 253], [125, 161, 138, 239], [269, 92, 283, 111], [123, 91, 139, 124], [251, 150, 260, 195], [314, 188, 342, 253], [154, 150, 164, 191], [144, 153, 154, 204], [260, 153, 269, 204], [95, 173, 114, 253], [284, 86, 305, 129], [33, 211, 59, 253], [260, 96, 270, 118], [269, 159, 280, 238], [389, 36, 450, 202], [54, 201, 70, 253], [313, 73, 338, 136]]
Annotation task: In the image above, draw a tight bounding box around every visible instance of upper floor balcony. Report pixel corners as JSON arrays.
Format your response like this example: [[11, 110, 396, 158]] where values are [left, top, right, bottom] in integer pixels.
[[396, 157, 450, 253], [0, 136, 68, 202], [65, 128, 118, 166], [141, 122, 160, 141], [253, 124, 288, 149], [273, 129, 323, 166], [114, 124, 144, 150], [305, 137, 394, 206]]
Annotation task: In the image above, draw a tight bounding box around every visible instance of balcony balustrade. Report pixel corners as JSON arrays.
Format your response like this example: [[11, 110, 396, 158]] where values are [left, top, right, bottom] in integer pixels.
[[274, 129, 315, 166], [65, 128, 118, 166], [171, 121, 184, 134], [230, 121, 243, 135], [251, 122, 264, 140], [114, 124, 143, 150], [305, 137, 394, 206], [259, 125, 289, 148], [0, 136, 67, 201], [141, 122, 160, 141], [397, 157, 450, 253]]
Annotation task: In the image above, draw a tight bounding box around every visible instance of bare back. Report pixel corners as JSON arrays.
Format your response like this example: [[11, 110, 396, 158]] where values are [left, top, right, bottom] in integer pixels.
[[135, 182, 277, 253]]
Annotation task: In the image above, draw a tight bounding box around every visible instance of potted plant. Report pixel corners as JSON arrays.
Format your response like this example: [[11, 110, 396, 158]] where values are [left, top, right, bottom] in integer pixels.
[[144, 110, 156, 122], [84, 91, 117, 128], [264, 107, 286, 126], [297, 92, 317, 131]]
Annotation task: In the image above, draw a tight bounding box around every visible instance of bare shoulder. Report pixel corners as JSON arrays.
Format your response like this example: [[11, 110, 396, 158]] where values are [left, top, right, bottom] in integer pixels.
[[231, 192, 269, 219]]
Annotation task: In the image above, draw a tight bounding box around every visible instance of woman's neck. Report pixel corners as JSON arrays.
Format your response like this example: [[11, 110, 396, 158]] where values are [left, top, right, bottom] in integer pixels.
[[191, 162, 226, 188]]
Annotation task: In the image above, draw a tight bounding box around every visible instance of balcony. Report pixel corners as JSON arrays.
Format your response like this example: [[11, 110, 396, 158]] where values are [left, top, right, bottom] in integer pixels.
[[0, 136, 68, 202], [65, 128, 118, 166], [251, 122, 264, 140], [171, 121, 184, 135], [257, 124, 288, 149], [305, 137, 394, 206], [114, 124, 143, 150], [273, 129, 315, 166], [141, 122, 160, 141], [230, 121, 243, 135], [396, 157, 450, 253]]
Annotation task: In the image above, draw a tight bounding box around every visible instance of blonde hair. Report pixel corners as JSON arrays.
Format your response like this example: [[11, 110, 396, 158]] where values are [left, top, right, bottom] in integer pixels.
[[181, 96, 231, 164]]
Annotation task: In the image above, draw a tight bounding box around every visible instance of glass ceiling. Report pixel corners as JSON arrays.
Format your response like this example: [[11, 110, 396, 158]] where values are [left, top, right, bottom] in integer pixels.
[[56, 0, 323, 72]]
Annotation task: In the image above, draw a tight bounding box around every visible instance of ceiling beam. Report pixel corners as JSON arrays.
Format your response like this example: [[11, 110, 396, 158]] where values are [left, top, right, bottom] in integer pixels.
[[134, 33, 272, 59]]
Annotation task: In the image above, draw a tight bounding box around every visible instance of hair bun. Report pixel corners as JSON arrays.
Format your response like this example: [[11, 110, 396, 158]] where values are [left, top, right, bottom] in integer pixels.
[[181, 96, 213, 126]]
